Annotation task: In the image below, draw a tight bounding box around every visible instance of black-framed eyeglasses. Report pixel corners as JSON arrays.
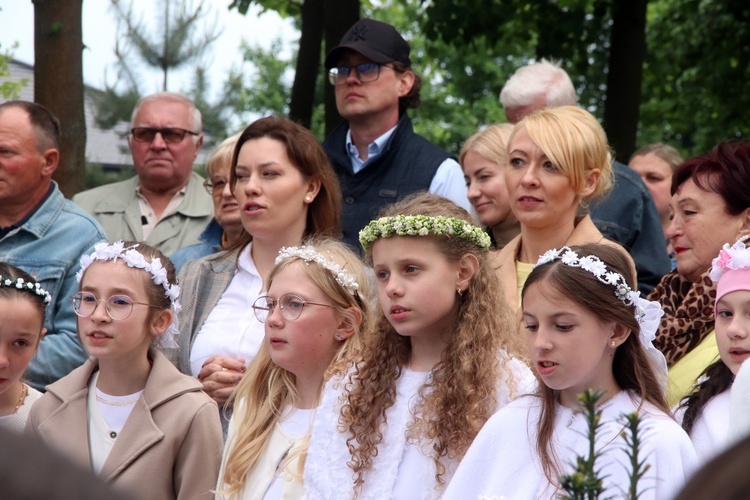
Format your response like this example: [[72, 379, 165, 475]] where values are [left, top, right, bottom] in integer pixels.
[[130, 127, 198, 144], [71, 292, 158, 321], [252, 294, 335, 322], [203, 177, 229, 195], [328, 63, 391, 86]]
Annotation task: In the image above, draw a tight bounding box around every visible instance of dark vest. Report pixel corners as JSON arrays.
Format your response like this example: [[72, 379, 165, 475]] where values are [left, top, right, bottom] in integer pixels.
[[324, 113, 450, 250]]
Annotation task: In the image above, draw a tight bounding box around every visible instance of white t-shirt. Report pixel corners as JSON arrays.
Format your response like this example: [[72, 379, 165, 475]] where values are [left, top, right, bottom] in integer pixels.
[[190, 244, 265, 376]]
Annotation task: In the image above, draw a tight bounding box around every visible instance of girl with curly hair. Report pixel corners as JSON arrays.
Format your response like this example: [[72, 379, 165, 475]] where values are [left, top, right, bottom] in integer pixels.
[[676, 236, 750, 464], [215, 238, 370, 498], [446, 244, 697, 499], [304, 193, 534, 499]]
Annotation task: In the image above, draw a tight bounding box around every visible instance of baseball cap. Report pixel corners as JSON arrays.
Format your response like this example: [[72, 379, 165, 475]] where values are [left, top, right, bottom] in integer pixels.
[[324, 18, 411, 70]]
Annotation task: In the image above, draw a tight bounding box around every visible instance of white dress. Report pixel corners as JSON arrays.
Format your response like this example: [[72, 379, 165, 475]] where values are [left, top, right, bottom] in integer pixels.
[[675, 390, 730, 465], [443, 391, 698, 500], [304, 352, 535, 500]]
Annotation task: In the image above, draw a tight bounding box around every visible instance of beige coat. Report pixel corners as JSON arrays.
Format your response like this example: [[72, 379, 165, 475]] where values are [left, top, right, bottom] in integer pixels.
[[27, 348, 223, 500], [493, 215, 635, 311]]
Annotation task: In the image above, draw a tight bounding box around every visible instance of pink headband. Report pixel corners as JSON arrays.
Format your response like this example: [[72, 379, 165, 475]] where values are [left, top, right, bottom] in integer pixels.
[[710, 236, 750, 312]]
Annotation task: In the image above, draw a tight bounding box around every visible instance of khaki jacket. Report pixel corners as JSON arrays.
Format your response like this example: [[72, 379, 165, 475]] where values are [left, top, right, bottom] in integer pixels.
[[27, 349, 223, 500], [493, 215, 635, 311], [73, 172, 213, 256]]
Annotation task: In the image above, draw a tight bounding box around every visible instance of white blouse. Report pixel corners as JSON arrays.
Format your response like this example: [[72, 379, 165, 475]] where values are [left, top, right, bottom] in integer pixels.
[[190, 244, 265, 376]]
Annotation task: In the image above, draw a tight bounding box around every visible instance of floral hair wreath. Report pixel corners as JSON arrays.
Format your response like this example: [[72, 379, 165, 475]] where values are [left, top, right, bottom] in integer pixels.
[[535, 246, 668, 390], [709, 235, 750, 282], [276, 246, 360, 296], [0, 276, 52, 304], [77, 241, 181, 349], [358, 215, 492, 251]]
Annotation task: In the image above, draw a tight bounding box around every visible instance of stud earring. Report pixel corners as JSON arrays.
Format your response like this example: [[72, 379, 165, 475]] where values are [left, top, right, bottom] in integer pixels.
[[335, 333, 343, 341], [305, 196, 312, 202], [609, 339, 616, 348]]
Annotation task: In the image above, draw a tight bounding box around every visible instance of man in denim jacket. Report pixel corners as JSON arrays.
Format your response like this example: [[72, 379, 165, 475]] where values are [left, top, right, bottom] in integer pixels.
[[0, 101, 106, 390]]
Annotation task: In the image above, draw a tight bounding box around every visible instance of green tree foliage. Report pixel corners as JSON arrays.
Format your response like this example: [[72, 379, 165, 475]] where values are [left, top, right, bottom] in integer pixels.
[[0, 43, 26, 99]]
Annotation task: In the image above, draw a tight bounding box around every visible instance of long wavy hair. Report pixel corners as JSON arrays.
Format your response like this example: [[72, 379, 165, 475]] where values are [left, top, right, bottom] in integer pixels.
[[339, 192, 525, 494], [217, 238, 370, 497], [522, 243, 670, 485]]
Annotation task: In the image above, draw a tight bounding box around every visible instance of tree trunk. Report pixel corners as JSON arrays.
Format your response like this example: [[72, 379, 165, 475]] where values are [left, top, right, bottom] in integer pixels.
[[33, 0, 86, 197], [323, 0, 360, 137], [289, 0, 324, 129], [603, 0, 648, 163]]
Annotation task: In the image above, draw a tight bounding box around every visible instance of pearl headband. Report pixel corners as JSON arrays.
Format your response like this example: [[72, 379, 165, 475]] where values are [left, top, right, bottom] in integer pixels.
[[77, 241, 180, 349], [276, 245, 360, 296], [535, 246, 667, 390]]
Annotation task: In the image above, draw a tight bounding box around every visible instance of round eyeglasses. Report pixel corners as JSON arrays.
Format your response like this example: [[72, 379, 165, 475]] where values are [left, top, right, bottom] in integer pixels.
[[203, 176, 228, 195], [130, 127, 198, 144], [328, 63, 392, 86], [72, 292, 158, 321], [252, 294, 335, 323]]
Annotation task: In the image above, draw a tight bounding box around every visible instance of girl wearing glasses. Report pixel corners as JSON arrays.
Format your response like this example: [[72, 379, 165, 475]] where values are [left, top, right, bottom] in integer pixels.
[[0, 263, 49, 432], [27, 241, 223, 499], [304, 193, 534, 499], [216, 238, 369, 499], [175, 117, 342, 432]]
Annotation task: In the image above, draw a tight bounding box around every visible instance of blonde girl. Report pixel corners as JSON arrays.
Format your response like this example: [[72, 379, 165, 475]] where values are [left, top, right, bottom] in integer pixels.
[[0, 263, 49, 432], [216, 238, 369, 499], [677, 236, 750, 463], [446, 243, 697, 499], [27, 241, 223, 499], [304, 193, 534, 499]]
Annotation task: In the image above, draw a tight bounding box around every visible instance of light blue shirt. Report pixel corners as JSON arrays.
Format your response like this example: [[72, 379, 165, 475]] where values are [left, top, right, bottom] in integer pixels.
[[345, 128, 472, 213]]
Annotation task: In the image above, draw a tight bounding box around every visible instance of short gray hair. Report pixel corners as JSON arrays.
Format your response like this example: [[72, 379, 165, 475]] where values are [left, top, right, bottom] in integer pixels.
[[500, 59, 577, 109], [130, 92, 202, 132]]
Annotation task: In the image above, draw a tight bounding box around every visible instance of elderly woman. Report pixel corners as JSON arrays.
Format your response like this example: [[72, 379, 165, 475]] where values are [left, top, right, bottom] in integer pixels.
[[174, 117, 342, 427], [493, 106, 633, 311], [460, 123, 519, 249], [170, 134, 244, 272], [630, 143, 684, 267], [649, 140, 750, 406]]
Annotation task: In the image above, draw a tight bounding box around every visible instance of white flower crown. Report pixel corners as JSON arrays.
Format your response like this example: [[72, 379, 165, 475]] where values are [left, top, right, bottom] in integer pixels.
[[358, 215, 492, 251], [709, 235, 750, 282], [535, 246, 668, 390], [0, 276, 52, 304], [77, 241, 180, 349], [276, 246, 360, 296]]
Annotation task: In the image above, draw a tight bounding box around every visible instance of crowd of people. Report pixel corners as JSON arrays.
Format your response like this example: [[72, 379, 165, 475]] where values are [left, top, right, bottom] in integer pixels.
[[1, 16, 749, 500]]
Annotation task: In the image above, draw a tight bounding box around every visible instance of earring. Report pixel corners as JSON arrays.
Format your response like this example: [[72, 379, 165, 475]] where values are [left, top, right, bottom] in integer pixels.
[[609, 339, 616, 348], [305, 196, 312, 202], [335, 333, 343, 341], [457, 287, 463, 297]]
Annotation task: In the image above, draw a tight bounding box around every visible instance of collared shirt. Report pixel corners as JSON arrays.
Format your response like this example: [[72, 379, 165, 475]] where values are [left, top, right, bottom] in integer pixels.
[[0, 184, 54, 238], [136, 185, 187, 240], [345, 128, 472, 213]]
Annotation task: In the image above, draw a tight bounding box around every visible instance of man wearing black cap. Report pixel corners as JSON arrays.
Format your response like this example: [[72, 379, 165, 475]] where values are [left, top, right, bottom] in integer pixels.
[[323, 18, 471, 250]]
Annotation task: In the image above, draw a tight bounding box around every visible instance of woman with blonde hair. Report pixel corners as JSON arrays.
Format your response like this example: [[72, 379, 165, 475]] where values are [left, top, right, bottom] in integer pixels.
[[494, 105, 633, 311], [460, 123, 519, 249], [216, 238, 369, 498]]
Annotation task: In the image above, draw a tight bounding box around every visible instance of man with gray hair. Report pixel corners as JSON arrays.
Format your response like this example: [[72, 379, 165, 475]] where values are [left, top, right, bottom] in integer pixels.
[[74, 92, 212, 256], [500, 59, 670, 294]]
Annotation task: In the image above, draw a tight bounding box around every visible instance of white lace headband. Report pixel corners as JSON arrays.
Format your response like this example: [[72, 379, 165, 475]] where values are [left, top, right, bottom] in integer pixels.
[[0, 276, 52, 304], [276, 246, 360, 296], [535, 246, 668, 390], [77, 241, 180, 349]]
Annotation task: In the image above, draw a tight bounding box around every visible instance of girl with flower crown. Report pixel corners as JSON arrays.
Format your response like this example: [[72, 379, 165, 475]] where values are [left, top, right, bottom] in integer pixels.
[[676, 236, 750, 464], [0, 263, 50, 432], [304, 193, 534, 499], [445, 243, 697, 500], [27, 241, 223, 499], [216, 238, 369, 499]]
